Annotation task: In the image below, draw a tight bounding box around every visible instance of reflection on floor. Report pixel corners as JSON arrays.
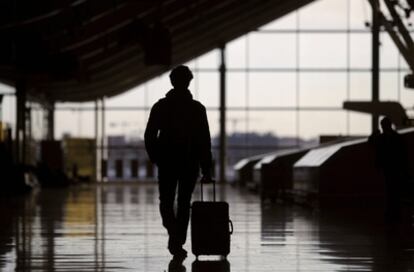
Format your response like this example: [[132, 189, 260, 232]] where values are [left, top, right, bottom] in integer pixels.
[[0, 183, 413, 271]]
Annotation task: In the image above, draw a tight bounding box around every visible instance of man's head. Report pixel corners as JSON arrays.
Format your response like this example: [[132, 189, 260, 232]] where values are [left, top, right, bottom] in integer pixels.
[[380, 116, 393, 133], [169, 65, 193, 89]]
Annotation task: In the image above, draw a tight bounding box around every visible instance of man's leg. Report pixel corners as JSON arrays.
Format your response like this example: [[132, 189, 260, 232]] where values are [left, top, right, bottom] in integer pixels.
[[176, 175, 197, 247], [158, 169, 179, 253]]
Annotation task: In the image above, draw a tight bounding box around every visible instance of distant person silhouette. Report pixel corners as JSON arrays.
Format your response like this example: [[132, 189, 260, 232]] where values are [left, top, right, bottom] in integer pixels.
[[144, 65, 212, 260], [370, 117, 409, 221]]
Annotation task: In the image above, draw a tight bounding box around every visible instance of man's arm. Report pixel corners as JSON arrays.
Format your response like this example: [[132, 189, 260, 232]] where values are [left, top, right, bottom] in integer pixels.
[[144, 103, 161, 164], [199, 106, 213, 178]]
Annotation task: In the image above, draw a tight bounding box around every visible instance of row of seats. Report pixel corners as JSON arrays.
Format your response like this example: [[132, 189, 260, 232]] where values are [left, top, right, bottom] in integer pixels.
[[234, 128, 414, 207]]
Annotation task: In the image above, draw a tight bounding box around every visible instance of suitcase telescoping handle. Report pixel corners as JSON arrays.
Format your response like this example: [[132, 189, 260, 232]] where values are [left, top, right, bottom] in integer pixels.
[[200, 179, 216, 202]]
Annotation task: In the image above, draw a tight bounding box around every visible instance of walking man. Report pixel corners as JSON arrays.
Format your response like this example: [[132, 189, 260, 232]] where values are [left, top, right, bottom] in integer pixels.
[[144, 65, 213, 259]]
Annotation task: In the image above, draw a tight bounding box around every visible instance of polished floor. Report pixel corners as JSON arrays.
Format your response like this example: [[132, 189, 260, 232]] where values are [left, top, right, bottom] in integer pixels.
[[0, 183, 414, 272]]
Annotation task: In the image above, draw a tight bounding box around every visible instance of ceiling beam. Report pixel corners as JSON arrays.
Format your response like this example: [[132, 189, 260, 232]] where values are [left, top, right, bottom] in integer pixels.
[[40, 0, 315, 101]]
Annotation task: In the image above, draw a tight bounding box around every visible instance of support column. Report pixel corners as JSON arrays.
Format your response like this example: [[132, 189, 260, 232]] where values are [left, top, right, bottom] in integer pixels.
[[46, 103, 55, 141], [371, 0, 380, 131], [95, 100, 99, 182], [15, 80, 26, 164], [219, 44, 227, 183], [26, 105, 31, 164], [0, 95, 3, 121], [101, 97, 106, 182], [0, 95, 3, 141]]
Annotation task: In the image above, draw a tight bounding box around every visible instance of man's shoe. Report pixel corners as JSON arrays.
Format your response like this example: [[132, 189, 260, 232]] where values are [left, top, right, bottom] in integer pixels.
[[172, 247, 187, 263], [168, 258, 186, 272]]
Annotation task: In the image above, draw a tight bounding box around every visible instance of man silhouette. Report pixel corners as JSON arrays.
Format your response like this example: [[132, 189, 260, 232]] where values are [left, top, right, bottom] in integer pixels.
[[144, 65, 212, 259], [370, 117, 409, 221]]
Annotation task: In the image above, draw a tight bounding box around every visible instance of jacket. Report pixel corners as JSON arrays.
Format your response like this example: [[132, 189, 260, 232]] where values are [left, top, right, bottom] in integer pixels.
[[144, 89, 212, 176]]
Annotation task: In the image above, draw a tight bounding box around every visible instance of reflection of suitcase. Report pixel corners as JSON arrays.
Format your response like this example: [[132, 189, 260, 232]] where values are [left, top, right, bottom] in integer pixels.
[[191, 182, 233, 258], [192, 259, 230, 272]]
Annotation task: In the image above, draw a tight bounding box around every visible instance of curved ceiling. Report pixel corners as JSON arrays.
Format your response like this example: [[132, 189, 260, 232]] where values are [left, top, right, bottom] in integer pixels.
[[0, 0, 314, 102]]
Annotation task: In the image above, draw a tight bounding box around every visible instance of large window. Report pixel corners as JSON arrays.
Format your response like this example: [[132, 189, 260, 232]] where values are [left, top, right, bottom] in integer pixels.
[[49, 0, 414, 180]]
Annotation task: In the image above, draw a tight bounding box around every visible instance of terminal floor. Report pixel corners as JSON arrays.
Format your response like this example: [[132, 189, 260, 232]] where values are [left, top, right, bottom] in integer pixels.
[[0, 183, 414, 272]]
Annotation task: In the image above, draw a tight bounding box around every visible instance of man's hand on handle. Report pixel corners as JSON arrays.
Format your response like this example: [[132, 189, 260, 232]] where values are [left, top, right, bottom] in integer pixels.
[[200, 175, 215, 184]]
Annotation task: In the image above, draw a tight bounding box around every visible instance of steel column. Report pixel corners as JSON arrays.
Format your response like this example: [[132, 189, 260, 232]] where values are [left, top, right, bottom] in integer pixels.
[[46, 103, 55, 141], [15, 80, 26, 164], [101, 97, 106, 182], [219, 44, 227, 183], [95, 100, 99, 182], [371, 0, 380, 131]]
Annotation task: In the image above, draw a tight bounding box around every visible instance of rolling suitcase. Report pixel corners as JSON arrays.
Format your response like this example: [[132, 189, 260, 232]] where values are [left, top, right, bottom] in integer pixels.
[[191, 181, 233, 258]]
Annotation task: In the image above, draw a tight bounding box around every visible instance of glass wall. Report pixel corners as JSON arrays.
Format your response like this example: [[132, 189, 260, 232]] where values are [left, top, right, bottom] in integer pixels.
[[52, 0, 414, 180]]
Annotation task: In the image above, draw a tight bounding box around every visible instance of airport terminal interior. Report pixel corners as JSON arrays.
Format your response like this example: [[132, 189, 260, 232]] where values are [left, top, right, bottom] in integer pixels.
[[1, 0, 414, 271]]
